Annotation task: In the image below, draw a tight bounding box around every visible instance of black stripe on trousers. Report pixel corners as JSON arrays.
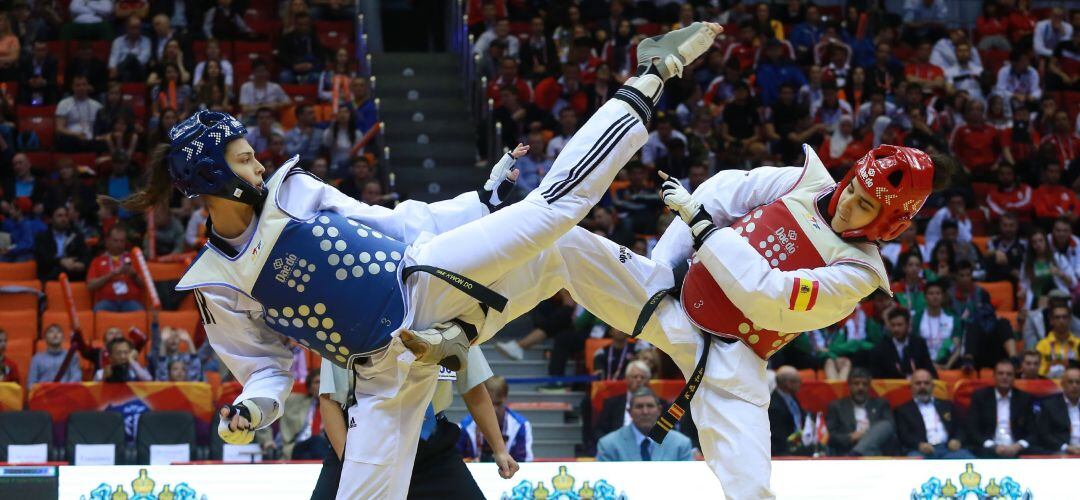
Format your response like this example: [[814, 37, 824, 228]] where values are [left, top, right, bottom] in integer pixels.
[[541, 114, 635, 203], [543, 114, 638, 204]]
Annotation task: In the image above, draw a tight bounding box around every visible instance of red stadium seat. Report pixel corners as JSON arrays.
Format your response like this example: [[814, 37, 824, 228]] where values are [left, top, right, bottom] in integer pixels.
[[0, 310, 39, 342], [952, 379, 994, 412], [246, 19, 283, 45], [42, 310, 95, 339], [62, 153, 98, 171], [22, 152, 54, 171], [94, 311, 150, 342], [18, 115, 55, 150], [233, 41, 273, 62], [157, 311, 200, 337], [0, 262, 38, 281], [44, 280, 93, 312], [872, 379, 949, 409], [5, 337, 33, 386], [795, 380, 849, 414], [16, 104, 56, 117], [192, 40, 235, 62], [282, 84, 318, 105], [1014, 379, 1061, 399], [1, 81, 18, 102], [0, 280, 42, 311]]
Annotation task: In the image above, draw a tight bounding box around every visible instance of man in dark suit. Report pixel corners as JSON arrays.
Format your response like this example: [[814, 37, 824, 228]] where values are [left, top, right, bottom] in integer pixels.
[[826, 368, 896, 456], [17, 40, 58, 106], [870, 308, 938, 379], [1036, 365, 1080, 454], [895, 369, 974, 458], [33, 206, 90, 281], [967, 359, 1036, 457], [769, 366, 809, 456]]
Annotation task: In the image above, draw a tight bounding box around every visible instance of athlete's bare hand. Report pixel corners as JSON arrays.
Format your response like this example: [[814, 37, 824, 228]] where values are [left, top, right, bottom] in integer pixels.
[[493, 450, 519, 479]]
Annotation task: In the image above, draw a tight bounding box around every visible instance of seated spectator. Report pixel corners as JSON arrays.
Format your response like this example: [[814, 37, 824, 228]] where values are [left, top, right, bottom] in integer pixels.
[[932, 28, 984, 75], [826, 368, 895, 456], [951, 100, 1010, 182], [202, 0, 254, 40], [98, 151, 139, 212], [756, 40, 807, 108], [544, 107, 579, 161], [359, 180, 393, 207], [1033, 7, 1072, 58], [1047, 26, 1080, 92], [149, 63, 194, 119], [976, 1, 1011, 51], [1032, 163, 1080, 226], [95, 82, 138, 147], [246, 107, 284, 155], [811, 80, 852, 133], [789, 4, 824, 64], [594, 360, 653, 442], [800, 310, 869, 380], [145, 39, 191, 87], [913, 281, 962, 370], [337, 155, 376, 200], [1022, 289, 1080, 350], [145, 203, 185, 256], [473, 18, 520, 60], [943, 41, 984, 102], [258, 133, 288, 170], [534, 63, 588, 117], [193, 39, 234, 90], [277, 12, 324, 84], [94, 337, 152, 382], [895, 368, 973, 459], [55, 75, 105, 153], [967, 359, 1036, 457], [0, 329, 20, 383], [492, 88, 547, 151], [1040, 111, 1080, 174], [905, 41, 946, 96], [1020, 229, 1077, 309], [952, 260, 1015, 368], [1049, 216, 1080, 276], [17, 41, 58, 106], [322, 107, 362, 171], [34, 206, 90, 281], [28, 324, 81, 387], [317, 47, 357, 106], [347, 76, 378, 135], [487, 57, 533, 108], [280, 369, 328, 459], [592, 328, 639, 381], [513, 132, 551, 192], [986, 164, 1032, 221], [881, 226, 929, 270], [519, 16, 557, 81], [1035, 305, 1080, 378], [891, 252, 928, 312], [596, 387, 692, 462], [166, 359, 190, 381], [720, 82, 765, 154], [109, 16, 151, 82], [902, 0, 947, 44], [67, 0, 115, 41], [66, 41, 109, 94], [0, 200, 46, 263], [239, 60, 292, 124], [149, 13, 184, 61], [1018, 350, 1043, 380], [152, 326, 200, 381], [87, 224, 144, 312], [1036, 365, 1080, 454], [994, 50, 1042, 109], [820, 115, 868, 173], [770, 366, 809, 456], [936, 222, 982, 276], [924, 191, 973, 252], [284, 104, 323, 162], [983, 213, 1026, 283], [587, 205, 635, 249], [458, 376, 533, 462], [870, 308, 937, 379]]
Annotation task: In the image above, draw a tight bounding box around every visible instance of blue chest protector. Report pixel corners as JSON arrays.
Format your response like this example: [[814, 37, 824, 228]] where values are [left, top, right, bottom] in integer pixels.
[[252, 210, 408, 365]]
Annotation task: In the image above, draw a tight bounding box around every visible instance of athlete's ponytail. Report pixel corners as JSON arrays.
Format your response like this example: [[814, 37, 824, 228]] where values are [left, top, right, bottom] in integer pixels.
[[100, 143, 175, 213]]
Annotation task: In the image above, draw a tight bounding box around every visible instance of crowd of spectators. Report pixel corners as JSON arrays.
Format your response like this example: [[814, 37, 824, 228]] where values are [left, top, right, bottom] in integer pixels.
[[1, 0, 1080, 461]]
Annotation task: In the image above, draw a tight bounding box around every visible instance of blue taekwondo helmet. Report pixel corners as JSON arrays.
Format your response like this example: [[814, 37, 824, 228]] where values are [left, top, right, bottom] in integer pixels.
[[167, 110, 266, 205]]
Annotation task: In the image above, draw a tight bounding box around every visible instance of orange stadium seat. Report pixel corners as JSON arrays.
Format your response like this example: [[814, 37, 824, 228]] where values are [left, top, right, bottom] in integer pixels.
[[147, 261, 188, 282], [583, 338, 612, 374], [795, 380, 849, 414], [94, 311, 150, 341], [44, 280, 93, 311], [62, 153, 98, 171], [798, 369, 818, 381], [0, 280, 42, 311], [951, 379, 994, 411], [970, 236, 989, 254], [42, 310, 94, 339], [16, 104, 55, 117], [0, 310, 39, 342], [1014, 379, 1062, 399], [981, 281, 1014, 311], [0, 262, 37, 280], [157, 311, 200, 336], [997, 310, 1020, 332]]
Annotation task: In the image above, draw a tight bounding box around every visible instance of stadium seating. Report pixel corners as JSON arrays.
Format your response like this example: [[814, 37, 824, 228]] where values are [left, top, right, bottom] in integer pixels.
[[0, 261, 38, 280], [0, 410, 54, 462], [65, 410, 126, 464], [135, 411, 199, 465]]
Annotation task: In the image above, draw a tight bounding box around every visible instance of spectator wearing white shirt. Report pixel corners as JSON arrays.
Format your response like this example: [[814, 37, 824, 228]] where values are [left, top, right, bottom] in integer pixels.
[[109, 16, 151, 82], [896, 369, 974, 459], [641, 117, 688, 168], [192, 39, 234, 89], [513, 132, 551, 192], [1033, 8, 1073, 58], [1050, 217, 1080, 279], [944, 41, 985, 102], [995, 51, 1042, 107], [67, 0, 114, 40], [238, 59, 292, 124], [931, 29, 983, 71], [472, 18, 519, 59], [55, 75, 104, 153], [545, 107, 578, 161], [924, 192, 973, 252], [1036, 366, 1080, 454]]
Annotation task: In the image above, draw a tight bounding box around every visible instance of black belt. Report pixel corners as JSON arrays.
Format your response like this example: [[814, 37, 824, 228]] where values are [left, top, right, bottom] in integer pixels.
[[630, 260, 732, 443]]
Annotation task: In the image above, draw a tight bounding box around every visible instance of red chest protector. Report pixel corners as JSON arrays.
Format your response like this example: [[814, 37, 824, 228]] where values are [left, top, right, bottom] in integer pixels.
[[681, 197, 828, 360]]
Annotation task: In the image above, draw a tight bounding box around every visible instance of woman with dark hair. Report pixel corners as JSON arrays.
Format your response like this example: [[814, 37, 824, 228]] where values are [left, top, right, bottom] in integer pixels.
[[928, 238, 958, 283], [322, 106, 361, 172], [150, 62, 194, 122], [1020, 228, 1076, 309], [317, 47, 358, 106], [601, 18, 637, 79], [147, 107, 179, 151], [194, 60, 230, 110], [976, 0, 1012, 51], [892, 251, 928, 313]]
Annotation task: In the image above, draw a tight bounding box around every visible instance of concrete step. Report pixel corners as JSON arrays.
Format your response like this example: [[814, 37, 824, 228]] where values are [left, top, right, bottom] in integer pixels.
[[379, 96, 469, 114], [480, 342, 549, 362], [384, 119, 478, 139], [487, 359, 548, 378], [532, 439, 579, 458], [375, 78, 467, 99], [373, 52, 459, 72], [532, 423, 584, 442], [443, 406, 570, 426], [381, 108, 472, 124]]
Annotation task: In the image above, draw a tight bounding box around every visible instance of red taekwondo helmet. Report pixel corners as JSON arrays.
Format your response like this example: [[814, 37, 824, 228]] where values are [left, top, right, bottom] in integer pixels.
[[828, 144, 935, 242]]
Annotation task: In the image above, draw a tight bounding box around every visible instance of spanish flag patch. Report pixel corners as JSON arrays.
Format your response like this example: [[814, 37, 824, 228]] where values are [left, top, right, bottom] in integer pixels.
[[788, 277, 819, 312]]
